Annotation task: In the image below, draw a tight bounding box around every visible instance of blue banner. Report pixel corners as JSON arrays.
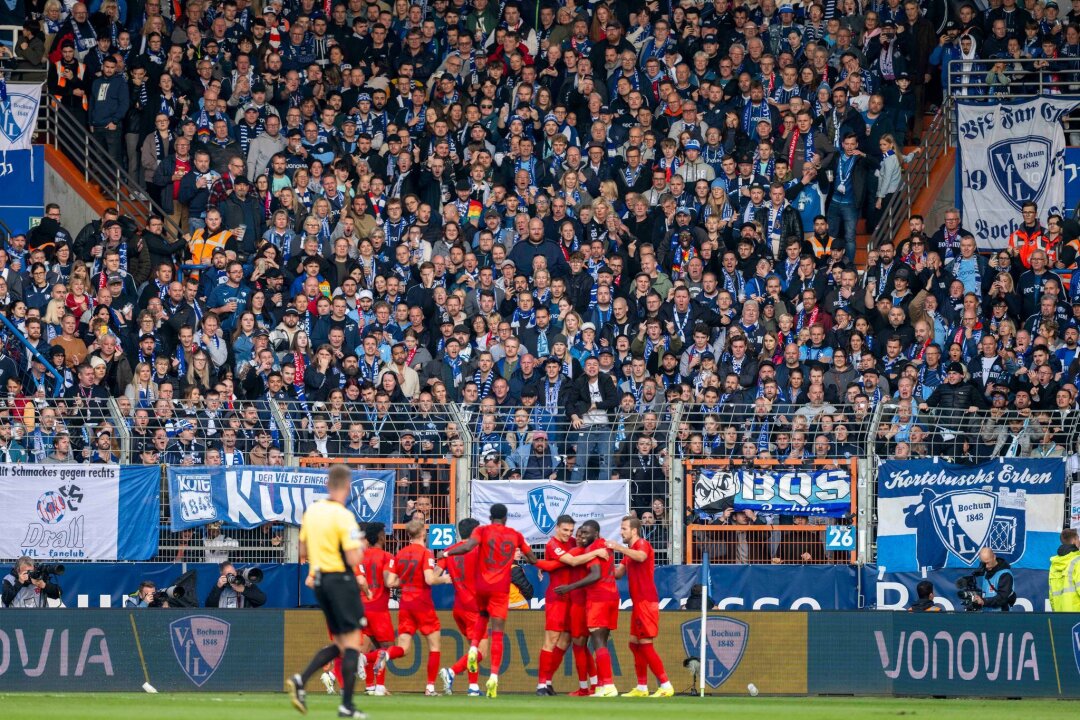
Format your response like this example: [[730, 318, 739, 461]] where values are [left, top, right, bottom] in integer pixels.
[[877, 458, 1066, 571], [1066, 147, 1079, 215], [868, 567, 1051, 612], [167, 465, 395, 531], [733, 466, 852, 517], [119, 466, 163, 560]]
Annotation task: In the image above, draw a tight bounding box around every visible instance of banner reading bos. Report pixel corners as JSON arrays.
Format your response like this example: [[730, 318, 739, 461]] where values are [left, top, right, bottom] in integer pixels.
[[168, 465, 394, 530], [876, 458, 1065, 571]]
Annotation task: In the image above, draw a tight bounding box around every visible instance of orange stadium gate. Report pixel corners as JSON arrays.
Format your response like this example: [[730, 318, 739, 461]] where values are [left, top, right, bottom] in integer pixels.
[[299, 457, 457, 555]]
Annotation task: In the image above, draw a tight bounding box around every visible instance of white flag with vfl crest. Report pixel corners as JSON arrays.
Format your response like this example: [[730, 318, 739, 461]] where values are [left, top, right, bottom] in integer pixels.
[[0, 83, 41, 152], [956, 97, 1080, 250]]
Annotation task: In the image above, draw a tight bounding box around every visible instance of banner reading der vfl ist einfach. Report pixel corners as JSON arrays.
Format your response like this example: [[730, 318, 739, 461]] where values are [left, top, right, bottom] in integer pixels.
[[0, 464, 159, 561], [167, 465, 395, 531], [876, 458, 1065, 572], [957, 97, 1080, 250], [470, 479, 628, 544]]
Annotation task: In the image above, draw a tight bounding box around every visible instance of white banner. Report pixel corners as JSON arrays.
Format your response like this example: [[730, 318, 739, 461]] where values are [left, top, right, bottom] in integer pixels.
[[957, 97, 1080, 250], [0, 83, 42, 153], [471, 480, 629, 544], [0, 464, 120, 561]]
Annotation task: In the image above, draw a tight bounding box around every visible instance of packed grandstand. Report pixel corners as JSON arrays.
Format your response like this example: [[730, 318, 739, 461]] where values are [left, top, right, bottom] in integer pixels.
[[0, 0, 1077, 575]]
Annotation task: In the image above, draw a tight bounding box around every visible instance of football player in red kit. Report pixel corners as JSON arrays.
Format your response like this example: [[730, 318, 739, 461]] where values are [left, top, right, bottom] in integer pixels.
[[436, 518, 490, 696], [355, 523, 397, 695], [554, 520, 619, 697], [532, 516, 609, 695], [608, 516, 673, 697], [378, 518, 451, 695], [443, 503, 537, 698]]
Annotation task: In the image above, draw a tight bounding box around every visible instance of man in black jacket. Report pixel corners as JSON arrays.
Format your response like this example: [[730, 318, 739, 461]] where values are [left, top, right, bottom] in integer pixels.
[[822, 132, 872, 263], [205, 561, 266, 608], [971, 548, 1015, 612], [569, 356, 619, 482], [218, 176, 264, 259], [2, 557, 62, 608]]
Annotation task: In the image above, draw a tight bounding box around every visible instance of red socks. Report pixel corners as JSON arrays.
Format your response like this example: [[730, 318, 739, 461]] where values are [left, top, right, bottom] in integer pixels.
[[427, 651, 440, 685], [550, 645, 567, 681], [629, 643, 648, 685], [489, 631, 505, 675], [641, 643, 668, 684], [538, 648, 553, 685], [572, 643, 590, 683], [594, 646, 614, 686]]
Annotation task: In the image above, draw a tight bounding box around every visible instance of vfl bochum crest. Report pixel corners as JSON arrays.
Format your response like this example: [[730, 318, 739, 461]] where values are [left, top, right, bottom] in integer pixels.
[[0, 82, 41, 151], [170, 615, 230, 687], [349, 476, 389, 523], [528, 485, 571, 534], [680, 617, 749, 688], [903, 487, 1028, 570], [988, 137, 1052, 212]]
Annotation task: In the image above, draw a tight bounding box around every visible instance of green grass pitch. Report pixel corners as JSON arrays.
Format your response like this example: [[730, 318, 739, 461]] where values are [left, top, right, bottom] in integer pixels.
[[4, 693, 1080, 719]]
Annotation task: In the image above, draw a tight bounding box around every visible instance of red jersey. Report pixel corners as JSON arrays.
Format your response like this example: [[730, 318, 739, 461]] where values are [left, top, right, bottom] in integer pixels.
[[357, 546, 395, 612], [622, 537, 658, 603], [394, 543, 436, 610], [544, 537, 576, 604], [438, 539, 478, 611], [585, 538, 619, 603], [474, 523, 530, 594]]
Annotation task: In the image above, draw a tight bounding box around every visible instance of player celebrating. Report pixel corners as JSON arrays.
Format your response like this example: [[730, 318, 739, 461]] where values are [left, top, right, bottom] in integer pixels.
[[608, 516, 673, 697], [554, 520, 619, 697], [288, 464, 368, 719], [443, 503, 537, 698], [357, 523, 397, 696], [533, 517, 609, 695], [378, 518, 451, 695], [436, 518, 489, 696]]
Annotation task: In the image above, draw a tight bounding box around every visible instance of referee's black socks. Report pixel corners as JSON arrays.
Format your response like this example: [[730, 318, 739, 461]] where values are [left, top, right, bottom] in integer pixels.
[[341, 648, 360, 706], [302, 644, 342, 684]]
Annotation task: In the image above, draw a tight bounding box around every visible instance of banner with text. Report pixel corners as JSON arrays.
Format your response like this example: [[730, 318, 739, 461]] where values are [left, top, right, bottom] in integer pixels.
[[733, 466, 852, 517], [471, 480, 628, 544], [957, 98, 1080, 249], [0, 464, 159, 561], [0, 84, 42, 153], [877, 458, 1066, 571], [167, 465, 394, 531]]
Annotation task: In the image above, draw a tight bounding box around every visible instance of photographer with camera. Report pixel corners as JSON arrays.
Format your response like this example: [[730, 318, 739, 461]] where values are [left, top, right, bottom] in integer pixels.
[[2, 557, 62, 608], [967, 547, 1016, 612], [205, 561, 265, 608], [127, 580, 186, 608]]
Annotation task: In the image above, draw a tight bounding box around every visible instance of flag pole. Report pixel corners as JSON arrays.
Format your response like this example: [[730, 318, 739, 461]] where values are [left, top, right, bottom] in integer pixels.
[[699, 551, 709, 698]]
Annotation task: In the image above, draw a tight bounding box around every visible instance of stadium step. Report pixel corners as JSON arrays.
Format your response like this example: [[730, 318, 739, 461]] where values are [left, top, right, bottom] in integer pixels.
[[44, 145, 116, 219]]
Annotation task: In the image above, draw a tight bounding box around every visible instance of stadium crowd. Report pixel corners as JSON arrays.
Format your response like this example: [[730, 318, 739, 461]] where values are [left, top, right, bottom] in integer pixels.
[[0, 0, 1076, 536]]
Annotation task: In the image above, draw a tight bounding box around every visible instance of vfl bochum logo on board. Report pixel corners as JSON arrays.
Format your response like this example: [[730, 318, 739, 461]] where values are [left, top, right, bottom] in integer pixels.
[[1071, 622, 1080, 676], [528, 485, 570, 534], [988, 137, 1051, 212], [349, 476, 388, 522], [0, 91, 38, 145], [170, 615, 230, 687], [680, 617, 749, 688]]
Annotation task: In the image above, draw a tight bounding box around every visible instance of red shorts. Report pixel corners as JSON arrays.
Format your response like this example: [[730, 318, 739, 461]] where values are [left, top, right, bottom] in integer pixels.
[[570, 601, 589, 638], [453, 606, 480, 636], [397, 605, 440, 636], [475, 591, 509, 620], [586, 600, 619, 631], [629, 601, 660, 639], [545, 598, 572, 633], [363, 610, 396, 644]]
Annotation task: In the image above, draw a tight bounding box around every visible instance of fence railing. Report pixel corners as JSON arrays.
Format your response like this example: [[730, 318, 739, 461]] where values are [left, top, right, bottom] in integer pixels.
[[946, 56, 1080, 105], [37, 93, 181, 241]]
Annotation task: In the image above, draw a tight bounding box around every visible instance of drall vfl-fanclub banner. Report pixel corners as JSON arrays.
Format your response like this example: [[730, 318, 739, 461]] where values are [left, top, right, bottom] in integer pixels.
[[167, 465, 394, 531], [957, 97, 1080, 249], [0, 464, 159, 561], [471, 480, 628, 544], [877, 458, 1065, 572]]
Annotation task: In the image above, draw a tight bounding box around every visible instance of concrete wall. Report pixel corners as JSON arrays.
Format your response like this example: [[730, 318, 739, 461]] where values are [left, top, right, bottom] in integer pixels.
[[44, 151, 100, 232]]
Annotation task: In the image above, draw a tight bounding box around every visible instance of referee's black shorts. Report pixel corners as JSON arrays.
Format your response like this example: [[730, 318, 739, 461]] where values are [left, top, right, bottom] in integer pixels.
[[314, 572, 365, 635]]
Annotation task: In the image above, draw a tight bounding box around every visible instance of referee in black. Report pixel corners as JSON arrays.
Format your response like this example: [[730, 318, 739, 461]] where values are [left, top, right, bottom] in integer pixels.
[[287, 464, 367, 719]]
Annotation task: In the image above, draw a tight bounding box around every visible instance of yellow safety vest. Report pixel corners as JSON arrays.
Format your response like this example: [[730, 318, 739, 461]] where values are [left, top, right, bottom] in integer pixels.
[[1048, 550, 1080, 612]]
